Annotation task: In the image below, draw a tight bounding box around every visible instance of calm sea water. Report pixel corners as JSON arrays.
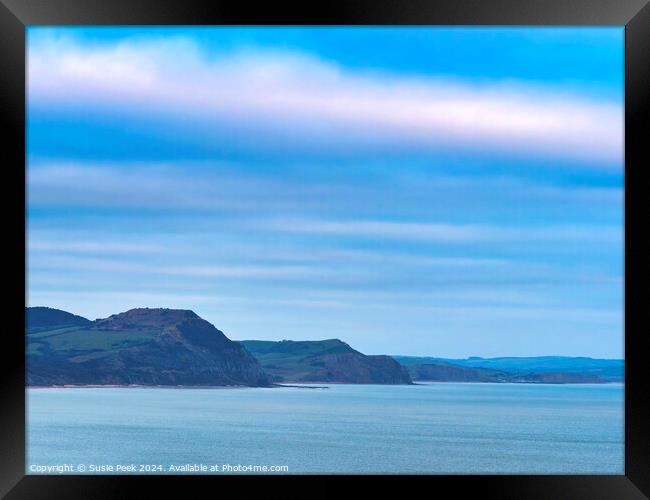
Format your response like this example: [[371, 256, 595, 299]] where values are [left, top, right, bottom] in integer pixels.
[[27, 383, 623, 474]]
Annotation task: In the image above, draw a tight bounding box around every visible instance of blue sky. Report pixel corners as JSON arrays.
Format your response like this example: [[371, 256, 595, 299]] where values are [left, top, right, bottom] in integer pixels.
[[27, 27, 624, 358]]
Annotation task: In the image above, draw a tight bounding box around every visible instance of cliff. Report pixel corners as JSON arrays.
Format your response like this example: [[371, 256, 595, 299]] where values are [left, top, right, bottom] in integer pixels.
[[26, 307, 269, 387], [239, 339, 412, 384]]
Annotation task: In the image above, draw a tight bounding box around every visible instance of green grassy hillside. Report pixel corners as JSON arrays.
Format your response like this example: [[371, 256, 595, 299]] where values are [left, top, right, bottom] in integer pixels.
[[240, 339, 412, 384]]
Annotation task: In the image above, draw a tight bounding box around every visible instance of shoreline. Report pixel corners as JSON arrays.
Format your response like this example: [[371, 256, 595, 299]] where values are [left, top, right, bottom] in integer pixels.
[[27, 384, 272, 389], [26, 381, 624, 389]]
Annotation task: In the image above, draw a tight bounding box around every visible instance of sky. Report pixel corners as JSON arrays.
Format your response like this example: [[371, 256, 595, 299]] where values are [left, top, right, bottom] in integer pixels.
[[26, 27, 624, 358]]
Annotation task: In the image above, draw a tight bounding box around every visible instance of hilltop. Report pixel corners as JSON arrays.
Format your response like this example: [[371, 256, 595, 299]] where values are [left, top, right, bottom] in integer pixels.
[[26, 306, 91, 332]]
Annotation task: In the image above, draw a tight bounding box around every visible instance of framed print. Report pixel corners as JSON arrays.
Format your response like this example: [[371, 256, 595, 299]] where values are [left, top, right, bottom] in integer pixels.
[[1, 0, 648, 498]]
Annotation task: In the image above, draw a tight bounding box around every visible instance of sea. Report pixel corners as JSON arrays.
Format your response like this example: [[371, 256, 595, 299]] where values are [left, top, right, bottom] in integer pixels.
[[26, 382, 624, 474]]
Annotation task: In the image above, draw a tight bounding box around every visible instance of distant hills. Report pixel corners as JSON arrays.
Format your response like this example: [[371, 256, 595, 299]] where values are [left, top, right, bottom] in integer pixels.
[[395, 356, 623, 383], [26, 307, 269, 387], [240, 339, 412, 384], [26, 306, 623, 386]]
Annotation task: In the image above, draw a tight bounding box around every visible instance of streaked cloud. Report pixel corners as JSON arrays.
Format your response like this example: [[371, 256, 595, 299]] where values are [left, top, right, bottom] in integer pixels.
[[28, 162, 622, 216], [29, 255, 318, 280], [26, 161, 352, 211], [28, 240, 165, 254], [259, 217, 621, 245], [29, 35, 622, 166]]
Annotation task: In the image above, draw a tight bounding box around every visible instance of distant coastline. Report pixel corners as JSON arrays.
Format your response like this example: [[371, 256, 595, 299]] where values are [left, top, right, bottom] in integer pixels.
[[27, 381, 624, 389], [26, 306, 623, 388]]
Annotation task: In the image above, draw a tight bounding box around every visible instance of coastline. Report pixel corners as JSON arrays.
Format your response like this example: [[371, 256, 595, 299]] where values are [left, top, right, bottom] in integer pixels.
[[25, 380, 624, 389], [26, 384, 272, 389]]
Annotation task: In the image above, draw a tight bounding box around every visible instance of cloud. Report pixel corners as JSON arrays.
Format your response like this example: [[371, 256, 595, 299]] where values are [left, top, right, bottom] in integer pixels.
[[26, 161, 353, 211], [258, 217, 621, 245], [27, 162, 232, 210], [27, 161, 623, 215], [28, 235, 511, 267], [29, 255, 317, 280], [28, 35, 623, 166], [29, 246, 620, 290], [28, 240, 165, 254]]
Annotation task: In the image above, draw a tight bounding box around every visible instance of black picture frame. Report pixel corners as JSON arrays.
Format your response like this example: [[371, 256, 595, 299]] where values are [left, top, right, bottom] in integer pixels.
[[1, 0, 648, 498]]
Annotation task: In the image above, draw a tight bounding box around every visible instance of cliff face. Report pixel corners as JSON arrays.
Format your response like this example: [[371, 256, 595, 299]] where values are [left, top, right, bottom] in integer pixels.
[[508, 372, 604, 384], [240, 339, 412, 385], [311, 353, 412, 384], [409, 362, 511, 382], [27, 307, 270, 387]]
